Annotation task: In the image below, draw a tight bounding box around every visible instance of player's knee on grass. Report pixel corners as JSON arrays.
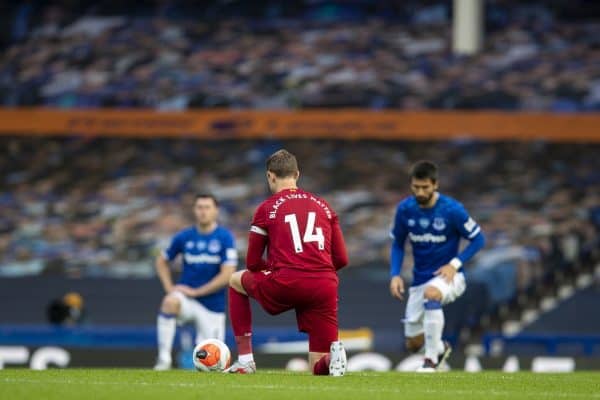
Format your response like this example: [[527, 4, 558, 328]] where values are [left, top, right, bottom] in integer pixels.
[[161, 294, 181, 315], [405, 335, 424, 353], [424, 286, 442, 302], [309, 352, 330, 375]]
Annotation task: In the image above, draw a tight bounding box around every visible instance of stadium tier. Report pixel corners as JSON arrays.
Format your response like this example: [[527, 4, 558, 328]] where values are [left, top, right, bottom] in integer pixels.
[[0, 1, 599, 110], [1, 136, 598, 353], [0, 0, 599, 382]]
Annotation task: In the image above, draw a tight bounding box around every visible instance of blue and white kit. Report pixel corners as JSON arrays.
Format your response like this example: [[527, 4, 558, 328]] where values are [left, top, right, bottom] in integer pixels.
[[162, 225, 237, 340], [390, 193, 485, 336]]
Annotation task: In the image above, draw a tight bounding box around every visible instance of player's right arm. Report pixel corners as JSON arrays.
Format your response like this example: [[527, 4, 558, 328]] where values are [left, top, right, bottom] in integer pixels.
[[389, 204, 408, 300], [156, 233, 183, 294], [156, 255, 174, 294], [246, 203, 270, 272]]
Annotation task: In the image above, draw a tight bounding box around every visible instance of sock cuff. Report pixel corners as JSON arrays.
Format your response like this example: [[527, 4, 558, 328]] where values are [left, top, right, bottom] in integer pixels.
[[158, 312, 177, 319], [424, 300, 442, 310], [238, 353, 254, 364]]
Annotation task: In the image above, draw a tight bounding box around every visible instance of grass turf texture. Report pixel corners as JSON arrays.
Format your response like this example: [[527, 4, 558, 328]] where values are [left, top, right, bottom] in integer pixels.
[[1, 369, 599, 400]]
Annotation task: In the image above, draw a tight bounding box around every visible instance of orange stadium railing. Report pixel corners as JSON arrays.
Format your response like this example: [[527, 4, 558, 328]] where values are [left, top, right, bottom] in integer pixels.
[[0, 108, 598, 141]]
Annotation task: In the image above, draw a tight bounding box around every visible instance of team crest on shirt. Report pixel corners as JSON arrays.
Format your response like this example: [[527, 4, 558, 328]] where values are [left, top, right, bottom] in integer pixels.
[[208, 239, 221, 253], [419, 218, 430, 229], [185, 241, 195, 249], [196, 241, 206, 250], [433, 217, 446, 231], [408, 219, 416, 227]]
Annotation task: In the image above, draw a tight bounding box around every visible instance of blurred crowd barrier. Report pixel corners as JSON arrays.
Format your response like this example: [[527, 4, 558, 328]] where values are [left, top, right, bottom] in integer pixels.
[[0, 109, 598, 140]]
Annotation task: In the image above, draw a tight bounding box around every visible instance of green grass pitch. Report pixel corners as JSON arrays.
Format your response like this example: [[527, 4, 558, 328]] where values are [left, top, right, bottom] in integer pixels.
[[1, 369, 599, 400]]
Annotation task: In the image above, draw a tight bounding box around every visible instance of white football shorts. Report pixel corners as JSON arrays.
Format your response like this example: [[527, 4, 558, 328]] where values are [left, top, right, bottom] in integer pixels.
[[403, 272, 466, 337], [171, 291, 226, 343]]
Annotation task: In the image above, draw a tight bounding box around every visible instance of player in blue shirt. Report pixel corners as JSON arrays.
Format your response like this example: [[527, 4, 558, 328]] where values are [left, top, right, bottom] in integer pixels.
[[389, 161, 485, 372], [154, 194, 238, 370]]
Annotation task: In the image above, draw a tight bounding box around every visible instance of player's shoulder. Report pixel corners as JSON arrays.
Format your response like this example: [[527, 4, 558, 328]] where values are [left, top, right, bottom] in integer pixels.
[[438, 193, 466, 210], [174, 226, 197, 239], [396, 196, 417, 213], [252, 197, 273, 221], [437, 194, 469, 220]]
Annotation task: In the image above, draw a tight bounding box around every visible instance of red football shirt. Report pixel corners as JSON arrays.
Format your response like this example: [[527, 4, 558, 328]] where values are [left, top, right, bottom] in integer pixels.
[[246, 188, 348, 276]]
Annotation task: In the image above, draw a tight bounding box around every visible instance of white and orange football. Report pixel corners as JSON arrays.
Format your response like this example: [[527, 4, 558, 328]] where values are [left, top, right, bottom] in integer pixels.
[[192, 339, 231, 372]]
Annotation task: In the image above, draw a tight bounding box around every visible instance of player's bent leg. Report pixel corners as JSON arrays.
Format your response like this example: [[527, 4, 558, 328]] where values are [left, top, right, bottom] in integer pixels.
[[423, 285, 443, 302], [229, 270, 248, 295], [310, 341, 347, 377], [310, 351, 329, 375], [424, 274, 465, 371], [405, 334, 425, 353], [155, 294, 181, 370], [303, 280, 345, 376], [426, 278, 458, 367], [191, 301, 226, 344], [419, 285, 445, 372], [227, 270, 255, 373], [404, 283, 426, 352], [303, 311, 345, 376], [161, 293, 182, 314]]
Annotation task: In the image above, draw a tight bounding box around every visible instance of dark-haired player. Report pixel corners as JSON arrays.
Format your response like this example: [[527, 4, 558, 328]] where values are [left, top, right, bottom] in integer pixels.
[[389, 161, 485, 372], [154, 194, 238, 370]]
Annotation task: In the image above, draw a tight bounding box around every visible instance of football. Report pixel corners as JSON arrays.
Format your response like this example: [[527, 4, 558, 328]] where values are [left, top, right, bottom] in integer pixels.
[[192, 339, 231, 372]]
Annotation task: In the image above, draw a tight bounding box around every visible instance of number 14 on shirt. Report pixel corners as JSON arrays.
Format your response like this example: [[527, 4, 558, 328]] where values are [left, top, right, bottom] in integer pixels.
[[284, 212, 325, 253]]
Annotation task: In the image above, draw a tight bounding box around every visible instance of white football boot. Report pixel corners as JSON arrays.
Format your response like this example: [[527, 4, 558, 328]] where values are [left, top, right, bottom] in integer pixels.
[[153, 358, 172, 371], [416, 358, 437, 373], [329, 341, 347, 377], [224, 360, 257, 374]]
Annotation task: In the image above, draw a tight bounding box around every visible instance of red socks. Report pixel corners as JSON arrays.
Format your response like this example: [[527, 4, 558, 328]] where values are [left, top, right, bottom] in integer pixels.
[[229, 287, 253, 355], [229, 286, 330, 375], [313, 354, 331, 375]]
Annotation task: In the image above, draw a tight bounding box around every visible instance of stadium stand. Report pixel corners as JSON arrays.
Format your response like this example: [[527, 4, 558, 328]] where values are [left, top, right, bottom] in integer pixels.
[[1, 137, 598, 346], [0, 0, 599, 110], [524, 285, 600, 336], [0, 0, 598, 359]]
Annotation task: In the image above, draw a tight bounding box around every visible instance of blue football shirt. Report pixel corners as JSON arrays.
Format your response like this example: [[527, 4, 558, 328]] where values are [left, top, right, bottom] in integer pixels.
[[390, 193, 482, 286], [162, 226, 237, 312]]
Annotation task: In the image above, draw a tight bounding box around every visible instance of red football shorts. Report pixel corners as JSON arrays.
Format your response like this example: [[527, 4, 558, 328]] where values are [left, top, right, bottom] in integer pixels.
[[241, 268, 339, 353]]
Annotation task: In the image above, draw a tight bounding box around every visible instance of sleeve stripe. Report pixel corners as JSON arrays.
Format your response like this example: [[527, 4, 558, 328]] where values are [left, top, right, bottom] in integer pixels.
[[389, 231, 395, 240], [468, 226, 481, 239], [226, 248, 238, 261], [222, 261, 238, 267], [250, 225, 267, 236]]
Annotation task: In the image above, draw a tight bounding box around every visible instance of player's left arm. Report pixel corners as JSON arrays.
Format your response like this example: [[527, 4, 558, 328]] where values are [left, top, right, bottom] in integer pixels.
[[330, 212, 349, 270], [246, 203, 270, 272], [435, 204, 486, 282], [187, 232, 238, 298]]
